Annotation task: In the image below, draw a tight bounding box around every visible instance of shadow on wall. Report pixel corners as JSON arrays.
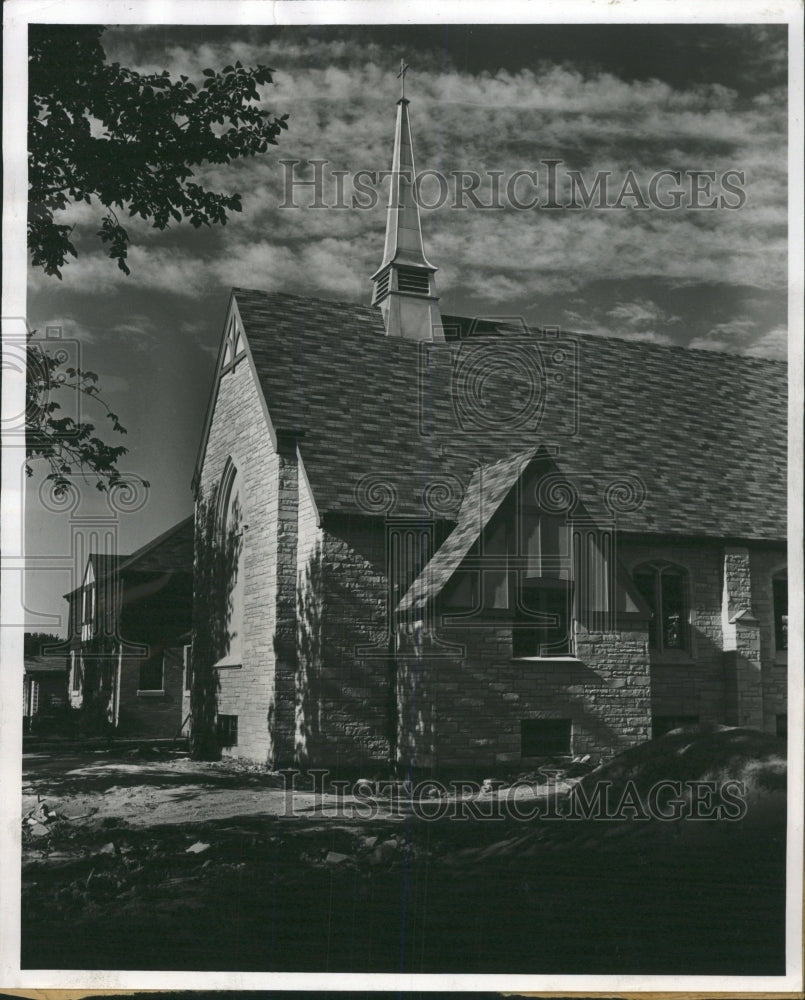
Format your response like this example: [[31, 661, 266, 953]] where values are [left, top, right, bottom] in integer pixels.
[[296, 540, 324, 767], [294, 534, 393, 770], [76, 634, 118, 736], [190, 482, 243, 760]]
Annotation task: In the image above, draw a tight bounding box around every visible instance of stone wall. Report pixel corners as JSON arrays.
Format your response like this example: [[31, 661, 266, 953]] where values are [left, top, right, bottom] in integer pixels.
[[294, 457, 323, 765], [397, 619, 650, 771], [309, 516, 393, 769], [116, 647, 184, 737], [750, 547, 788, 733], [621, 538, 786, 735], [196, 345, 279, 764], [620, 540, 727, 727]]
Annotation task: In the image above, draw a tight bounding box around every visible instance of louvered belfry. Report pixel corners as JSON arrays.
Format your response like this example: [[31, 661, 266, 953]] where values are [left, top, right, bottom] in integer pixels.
[[370, 68, 443, 341]]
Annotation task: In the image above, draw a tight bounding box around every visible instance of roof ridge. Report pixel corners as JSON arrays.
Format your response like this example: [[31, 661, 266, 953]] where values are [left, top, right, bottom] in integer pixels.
[[232, 287, 377, 314], [117, 515, 194, 574], [233, 290, 786, 365]]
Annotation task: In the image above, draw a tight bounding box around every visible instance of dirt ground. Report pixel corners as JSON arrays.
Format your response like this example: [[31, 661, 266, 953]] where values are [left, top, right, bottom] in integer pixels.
[[20, 729, 788, 975]]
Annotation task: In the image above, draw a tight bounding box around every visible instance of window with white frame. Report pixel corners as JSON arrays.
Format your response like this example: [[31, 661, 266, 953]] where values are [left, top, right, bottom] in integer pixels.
[[70, 652, 82, 692], [82, 583, 95, 625]]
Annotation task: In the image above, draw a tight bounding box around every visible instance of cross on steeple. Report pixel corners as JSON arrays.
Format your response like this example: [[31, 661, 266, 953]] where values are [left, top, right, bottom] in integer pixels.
[[397, 58, 409, 101]]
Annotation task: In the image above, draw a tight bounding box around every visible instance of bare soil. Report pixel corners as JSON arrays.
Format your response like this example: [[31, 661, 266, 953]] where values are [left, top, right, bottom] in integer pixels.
[[21, 728, 787, 975]]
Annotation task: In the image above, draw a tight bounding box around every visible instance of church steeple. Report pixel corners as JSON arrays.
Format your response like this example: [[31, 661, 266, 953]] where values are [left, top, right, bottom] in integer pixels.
[[371, 61, 443, 341]]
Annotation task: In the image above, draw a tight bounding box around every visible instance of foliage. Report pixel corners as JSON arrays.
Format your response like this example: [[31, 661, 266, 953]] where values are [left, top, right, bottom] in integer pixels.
[[75, 634, 117, 736], [26, 332, 148, 496], [29, 25, 288, 277], [24, 632, 63, 657], [190, 483, 243, 760]]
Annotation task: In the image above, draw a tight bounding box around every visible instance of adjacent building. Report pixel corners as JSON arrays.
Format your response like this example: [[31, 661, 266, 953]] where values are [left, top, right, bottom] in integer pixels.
[[66, 517, 193, 738]]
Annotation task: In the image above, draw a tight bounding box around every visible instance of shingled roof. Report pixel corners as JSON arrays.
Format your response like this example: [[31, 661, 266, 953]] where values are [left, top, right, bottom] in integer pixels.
[[64, 518, 193, 599], [230, 288, 786, 542], [398, 449, 536, 613]]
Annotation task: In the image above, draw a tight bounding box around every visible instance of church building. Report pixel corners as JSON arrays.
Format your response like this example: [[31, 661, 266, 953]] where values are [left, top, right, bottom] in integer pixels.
[[191, 81, 787, 771]]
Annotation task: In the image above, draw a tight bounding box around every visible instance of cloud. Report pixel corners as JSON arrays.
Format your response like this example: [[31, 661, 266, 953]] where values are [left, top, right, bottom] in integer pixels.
[[26, 314, 98, 345], [688, 320, 788, 359], [605, 299, 682, 330], [29, 245, 212, 298], [560, 298, 678, 346], [27, 26, 788, 340]]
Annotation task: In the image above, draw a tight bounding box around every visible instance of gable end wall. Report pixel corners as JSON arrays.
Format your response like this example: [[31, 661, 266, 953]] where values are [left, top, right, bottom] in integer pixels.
[[197, 352, 279, 763]]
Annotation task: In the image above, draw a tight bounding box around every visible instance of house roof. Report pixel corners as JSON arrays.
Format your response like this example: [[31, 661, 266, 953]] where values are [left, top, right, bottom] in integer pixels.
[[24, 654, 67, 674], [88, 553, 124, 580], [64, 517, 193, 599], [231, 288, 786, 542], [116, 516, 194, 575]]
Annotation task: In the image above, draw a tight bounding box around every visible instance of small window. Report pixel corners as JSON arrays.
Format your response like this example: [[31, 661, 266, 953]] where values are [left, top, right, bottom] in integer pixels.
[[217, 714, 238, 748], [71, 654, 82, 692], [183, 644, 193, 692], [773, 576, 787, 652], [139, 656, 164, 692], [29, 680, 40, 716], [82, 585, 95, 625], [652, 714, 699, 739], [633, 562, 689, 652], [521, 718, 572, 757], [513, 580, 573, 656], [776, 714, 787, 739]]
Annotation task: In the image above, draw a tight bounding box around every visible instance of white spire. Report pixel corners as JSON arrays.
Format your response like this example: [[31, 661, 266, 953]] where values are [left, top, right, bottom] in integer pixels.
[[371, 63, 443, 341]]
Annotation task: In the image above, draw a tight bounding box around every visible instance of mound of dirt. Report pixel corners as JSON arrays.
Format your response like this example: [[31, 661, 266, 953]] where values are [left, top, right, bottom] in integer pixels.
[[578, 723, 786, 797], [573, 723, 787, 838]]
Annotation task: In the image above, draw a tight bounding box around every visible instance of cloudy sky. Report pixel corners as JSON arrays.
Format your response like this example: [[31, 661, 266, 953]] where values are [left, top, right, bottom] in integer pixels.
[[23, 21, 789, 632]]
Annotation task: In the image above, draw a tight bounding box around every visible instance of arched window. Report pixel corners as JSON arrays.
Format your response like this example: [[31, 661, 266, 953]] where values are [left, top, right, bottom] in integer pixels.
[[216, 460, 245, 666], [633, 561, 689, 652]]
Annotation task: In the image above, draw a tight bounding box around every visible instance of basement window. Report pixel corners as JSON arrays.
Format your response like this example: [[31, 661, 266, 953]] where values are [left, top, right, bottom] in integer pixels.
[[521, 718, 572, 757], [217, 714, 238, 748], [652, 714, 699, 738]]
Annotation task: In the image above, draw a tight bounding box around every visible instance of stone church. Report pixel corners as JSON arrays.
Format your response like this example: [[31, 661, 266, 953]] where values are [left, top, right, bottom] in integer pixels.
[[191, 86, 788, 771]]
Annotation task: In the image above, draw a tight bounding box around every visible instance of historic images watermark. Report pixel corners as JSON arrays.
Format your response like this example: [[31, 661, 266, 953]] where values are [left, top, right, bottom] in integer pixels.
[[279, 159, 748, 211], [277, 769, 749, 822]]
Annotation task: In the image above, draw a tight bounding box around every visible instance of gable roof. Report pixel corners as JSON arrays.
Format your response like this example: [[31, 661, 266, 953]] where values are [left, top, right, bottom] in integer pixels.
[[399, 449, 534, 613], [117, 516, 194, 575], [24, 654, 68, 674], [64, 517, 193, 599], [224, 288, 785, 542]]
